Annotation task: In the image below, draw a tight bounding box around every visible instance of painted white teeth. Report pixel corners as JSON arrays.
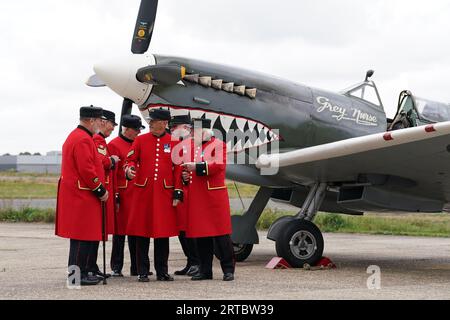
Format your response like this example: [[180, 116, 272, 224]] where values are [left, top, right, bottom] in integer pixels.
[[236, 118, 246, 131], [190, 110, 204, 119], [206, 113, 219, 125], [220, 116, 233, 131], [233, 140, 243, 152], [149, 105, 279, 152], [257, 123, 263, 133], [170, 108, 185, 117], [247, 120, 256, 132]]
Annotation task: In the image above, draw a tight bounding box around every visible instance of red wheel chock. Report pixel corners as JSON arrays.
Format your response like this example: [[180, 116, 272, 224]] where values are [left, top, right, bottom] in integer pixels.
[[265, 257, 292, 269], [265, 256, 336, 270], [304, 256, 337, 270]]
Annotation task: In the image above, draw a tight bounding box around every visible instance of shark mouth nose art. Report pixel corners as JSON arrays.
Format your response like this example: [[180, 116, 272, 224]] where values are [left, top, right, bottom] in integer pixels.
[[143, 104, 281, 153]]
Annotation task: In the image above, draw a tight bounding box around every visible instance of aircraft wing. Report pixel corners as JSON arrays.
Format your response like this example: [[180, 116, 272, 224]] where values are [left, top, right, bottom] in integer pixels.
[[257, 122, 450, 204]]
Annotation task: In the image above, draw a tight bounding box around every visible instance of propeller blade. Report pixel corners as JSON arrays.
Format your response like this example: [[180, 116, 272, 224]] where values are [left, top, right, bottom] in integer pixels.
[[119, 98, 134, 131], [86, 74, 106, 87], [131, 0, 159, 54], [136, 64, 186, 86]]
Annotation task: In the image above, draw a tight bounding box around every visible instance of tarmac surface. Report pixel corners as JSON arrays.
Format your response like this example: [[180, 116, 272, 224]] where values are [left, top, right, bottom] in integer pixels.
[[1, 223, 449, 300]]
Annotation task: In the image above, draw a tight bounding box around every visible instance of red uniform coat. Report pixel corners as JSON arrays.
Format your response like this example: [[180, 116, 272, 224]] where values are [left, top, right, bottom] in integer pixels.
[[108, 134, 135, 236], [93, 134, 116, 235], [173, 139, 189, 232], [176, 186, 189, 232], [125, 132, 182, 239], [55, 126, 106, 241], [178, 137, 232, 238]]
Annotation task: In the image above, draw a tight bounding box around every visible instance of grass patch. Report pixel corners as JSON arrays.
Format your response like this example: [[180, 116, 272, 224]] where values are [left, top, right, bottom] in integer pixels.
[[226, 181, 259, 199], [315, 213, 450, 238], [0, 208, 55, 223], [0, 180, 57, 199], [0, 176, 258, 199], [0, 171, 59, 178]]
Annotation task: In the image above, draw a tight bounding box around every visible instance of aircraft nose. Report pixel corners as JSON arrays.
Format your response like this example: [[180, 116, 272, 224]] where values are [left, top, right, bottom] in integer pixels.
[[93, 54, 156, 106]]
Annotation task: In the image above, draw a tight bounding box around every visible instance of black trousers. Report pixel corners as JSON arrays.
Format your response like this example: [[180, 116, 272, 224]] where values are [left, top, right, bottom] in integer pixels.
[[197, 235, 235, 276], [134, 236, 170, 276], [68, 239, 99, 275], [88, 242, 100, 273], [110, 235, 137, 274], [178, 231, 200, 267]]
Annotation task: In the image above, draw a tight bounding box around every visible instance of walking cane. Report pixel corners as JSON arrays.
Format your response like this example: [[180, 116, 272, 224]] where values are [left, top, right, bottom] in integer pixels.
[[101, 201, 107, 285]]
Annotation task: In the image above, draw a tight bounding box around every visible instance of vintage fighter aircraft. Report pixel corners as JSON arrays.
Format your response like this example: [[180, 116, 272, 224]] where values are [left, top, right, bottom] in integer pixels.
[[87, 0, 450, 267]]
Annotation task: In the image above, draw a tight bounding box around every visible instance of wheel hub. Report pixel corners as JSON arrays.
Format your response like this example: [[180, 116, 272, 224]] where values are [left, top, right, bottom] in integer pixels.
[[289, 231, 317, 260]]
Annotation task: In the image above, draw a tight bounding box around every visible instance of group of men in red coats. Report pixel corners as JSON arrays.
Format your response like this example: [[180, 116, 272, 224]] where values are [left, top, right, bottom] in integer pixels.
[[56, 106, 235, 286]]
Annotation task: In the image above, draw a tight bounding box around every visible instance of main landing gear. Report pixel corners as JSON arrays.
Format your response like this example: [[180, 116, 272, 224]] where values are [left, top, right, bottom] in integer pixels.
[[267, 183, 327, 267], [229, 183, 328, 267]]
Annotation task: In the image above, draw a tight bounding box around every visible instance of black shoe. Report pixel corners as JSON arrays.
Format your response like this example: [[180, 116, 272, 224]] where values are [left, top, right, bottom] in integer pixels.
[[191, 273, 213, 281], [186, 265, 200, 276], [157, 273, 174, 281], [111, 270, 124, 277], [223, 273, 234, 281], [138, 275, 150, 282], [80, 274, 101, 286], [174, 266, 190, 276], [131, 271, 153, 276], [94, 270, 111, 280]]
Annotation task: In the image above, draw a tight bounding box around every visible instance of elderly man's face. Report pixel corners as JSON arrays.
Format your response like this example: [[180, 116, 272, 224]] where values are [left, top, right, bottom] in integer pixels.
[[125, 127, 141, 140], [91, 118, 103, 133], [170, 124, 192, 139], [150, 120, 168, 136], [103, 120, 116, 138]]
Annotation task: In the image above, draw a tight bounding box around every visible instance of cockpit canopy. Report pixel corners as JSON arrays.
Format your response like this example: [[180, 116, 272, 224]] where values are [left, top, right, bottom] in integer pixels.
[[414, 97, 450, 123], [390, 90, 450, 130], [397, 90, 450, 123]]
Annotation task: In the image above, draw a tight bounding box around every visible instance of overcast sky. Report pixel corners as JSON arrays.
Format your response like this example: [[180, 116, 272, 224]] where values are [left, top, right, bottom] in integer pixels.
[[1, 0, 450, 155]]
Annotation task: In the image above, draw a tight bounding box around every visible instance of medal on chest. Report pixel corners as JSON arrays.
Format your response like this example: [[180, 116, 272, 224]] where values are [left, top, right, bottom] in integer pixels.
[[164, 143, 171, 153]]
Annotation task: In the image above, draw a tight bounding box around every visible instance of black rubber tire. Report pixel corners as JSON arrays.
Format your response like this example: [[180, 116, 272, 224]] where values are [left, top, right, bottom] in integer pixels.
[[275, 220, 324, 268], [213, 242, 254, 262], [232, 243, 254, 262]]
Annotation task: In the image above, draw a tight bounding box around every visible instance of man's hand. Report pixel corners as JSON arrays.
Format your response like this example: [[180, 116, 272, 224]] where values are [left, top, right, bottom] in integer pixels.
[[126, 167, 136, 180], [182, 171, 190, 183], [173, 199, 180, 207], [182, 162, 196, 172], [100, 190, 109, 202]]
